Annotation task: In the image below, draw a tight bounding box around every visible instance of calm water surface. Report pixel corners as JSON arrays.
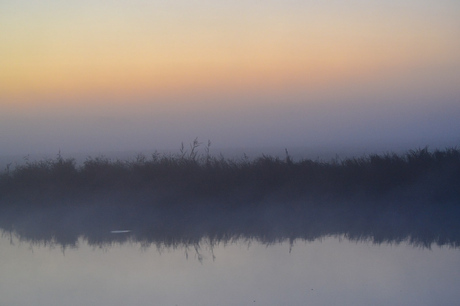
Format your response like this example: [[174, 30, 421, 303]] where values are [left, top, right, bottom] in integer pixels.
[[1, 234, 459, 306]]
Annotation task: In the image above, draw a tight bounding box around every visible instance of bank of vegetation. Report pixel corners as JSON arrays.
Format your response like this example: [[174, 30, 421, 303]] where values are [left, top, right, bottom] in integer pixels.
[[1, 142, 459, 205]]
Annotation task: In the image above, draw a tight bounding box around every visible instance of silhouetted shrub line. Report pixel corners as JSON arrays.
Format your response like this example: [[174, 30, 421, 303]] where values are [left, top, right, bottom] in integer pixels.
[[1, 146, 459, 207]]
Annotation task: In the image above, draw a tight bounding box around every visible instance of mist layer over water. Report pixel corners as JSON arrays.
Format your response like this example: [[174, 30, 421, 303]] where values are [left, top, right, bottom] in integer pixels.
[[1, 147, 459, 249]]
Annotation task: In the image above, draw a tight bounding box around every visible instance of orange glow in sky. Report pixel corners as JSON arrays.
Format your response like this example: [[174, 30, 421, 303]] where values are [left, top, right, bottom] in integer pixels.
[[2, 0, 459, 102]]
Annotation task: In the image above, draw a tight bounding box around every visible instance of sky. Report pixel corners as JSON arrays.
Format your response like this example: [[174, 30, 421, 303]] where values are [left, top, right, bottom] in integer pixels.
[[1, 0, 460, 158]]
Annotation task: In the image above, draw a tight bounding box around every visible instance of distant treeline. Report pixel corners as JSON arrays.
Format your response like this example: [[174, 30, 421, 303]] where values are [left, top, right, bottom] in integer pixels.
[[0, 144, 459, 248], [1, 144, 459, 205]]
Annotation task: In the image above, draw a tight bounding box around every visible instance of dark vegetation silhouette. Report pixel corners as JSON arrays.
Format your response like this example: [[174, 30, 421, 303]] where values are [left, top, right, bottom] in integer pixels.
[[0, 140, 459, 249]]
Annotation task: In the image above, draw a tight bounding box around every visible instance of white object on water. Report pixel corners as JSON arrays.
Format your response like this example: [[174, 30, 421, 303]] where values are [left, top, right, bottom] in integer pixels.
[[110, 230, 132, 234]]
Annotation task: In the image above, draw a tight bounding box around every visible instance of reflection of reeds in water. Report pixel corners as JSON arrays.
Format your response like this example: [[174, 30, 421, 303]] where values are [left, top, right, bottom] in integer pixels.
[[0, 144, 459, 249]]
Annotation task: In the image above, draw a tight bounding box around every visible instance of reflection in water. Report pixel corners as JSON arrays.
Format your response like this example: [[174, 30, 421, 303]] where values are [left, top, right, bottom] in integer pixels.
[[1, 235, 459, 306], [0, 198, 459, 249], [1, 198, 460, 306]]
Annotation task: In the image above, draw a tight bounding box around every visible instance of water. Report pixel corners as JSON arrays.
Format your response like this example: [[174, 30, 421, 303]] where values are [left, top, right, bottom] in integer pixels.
[[2, 147, 459, 305], [1, 234, 459, 306]]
